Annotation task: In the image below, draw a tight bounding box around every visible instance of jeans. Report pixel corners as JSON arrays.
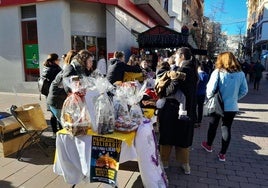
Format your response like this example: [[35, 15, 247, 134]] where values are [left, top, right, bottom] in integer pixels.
[[207, 112, 236, 154], [49, 105, 63, 133]]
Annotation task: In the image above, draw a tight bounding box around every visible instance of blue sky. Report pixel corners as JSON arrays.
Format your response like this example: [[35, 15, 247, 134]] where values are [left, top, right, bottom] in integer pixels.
[[204, 0, 247, 35]]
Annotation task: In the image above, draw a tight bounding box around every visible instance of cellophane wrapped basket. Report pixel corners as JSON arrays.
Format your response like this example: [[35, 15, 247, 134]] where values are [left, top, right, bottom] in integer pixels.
[[113, 81, 145, 132], [61, 75, 92, 136], [91, 76, 115, 134]]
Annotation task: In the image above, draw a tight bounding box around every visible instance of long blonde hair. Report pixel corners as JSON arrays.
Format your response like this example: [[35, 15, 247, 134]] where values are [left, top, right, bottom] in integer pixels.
[[215, 52, 241, 72]]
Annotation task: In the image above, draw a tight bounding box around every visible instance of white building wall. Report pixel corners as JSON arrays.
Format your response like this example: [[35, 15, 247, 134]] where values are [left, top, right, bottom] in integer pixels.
[[256, 2, 268, 43], [0, 1, 72, 93], [106, 5, 147, 59], [0, 6, 25, 93], [70, 2, 106, 38], [37, 1, 71, 71], [168, 0, 182, 20], [0, 1, 148, 93], [261, 23, 268, 40], [167, 0, 183, 32]]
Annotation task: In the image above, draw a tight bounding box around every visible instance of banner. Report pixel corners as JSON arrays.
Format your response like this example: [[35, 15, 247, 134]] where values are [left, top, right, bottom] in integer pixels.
[[90, 135, 122, 186]]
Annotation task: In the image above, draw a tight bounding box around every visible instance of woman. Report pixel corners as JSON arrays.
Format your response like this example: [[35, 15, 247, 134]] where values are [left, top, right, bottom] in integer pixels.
[[106, 51, 142, 85], [201, 52, 248, 162], [158, 47, 198, 175], [63, 49, 94, 79], [47, 50, 77, 136], [40, 53, 62, 137]]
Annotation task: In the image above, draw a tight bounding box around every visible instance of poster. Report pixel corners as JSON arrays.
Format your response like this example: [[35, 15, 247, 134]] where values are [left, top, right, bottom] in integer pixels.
[[90, 135, 122, 186], [24, 44, 39, 69]]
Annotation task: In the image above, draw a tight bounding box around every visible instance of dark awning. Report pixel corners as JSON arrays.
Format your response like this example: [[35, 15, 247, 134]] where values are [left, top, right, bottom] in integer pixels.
[[137, 25, 189, 49], [137, 25, 207, 56]]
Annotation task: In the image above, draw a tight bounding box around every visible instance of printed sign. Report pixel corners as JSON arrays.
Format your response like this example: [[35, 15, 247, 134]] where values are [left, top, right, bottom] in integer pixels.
[[24, 44, 39, 69], [90, 136, 122, 186]]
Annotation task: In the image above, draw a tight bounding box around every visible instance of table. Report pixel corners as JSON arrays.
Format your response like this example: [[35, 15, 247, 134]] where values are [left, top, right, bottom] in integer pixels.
[[53, 119, 168, 188]]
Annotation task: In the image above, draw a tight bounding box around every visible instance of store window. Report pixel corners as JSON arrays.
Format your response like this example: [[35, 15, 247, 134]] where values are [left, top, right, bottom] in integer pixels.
[[71, 36, 97, 57], [21, 5, 36, 19]]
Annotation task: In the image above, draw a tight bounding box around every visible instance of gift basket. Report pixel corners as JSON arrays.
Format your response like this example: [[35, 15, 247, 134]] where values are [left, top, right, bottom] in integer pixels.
[[113, 81, 145, 132], [61, 75, 92, 136], [90, 76, 115, 134]]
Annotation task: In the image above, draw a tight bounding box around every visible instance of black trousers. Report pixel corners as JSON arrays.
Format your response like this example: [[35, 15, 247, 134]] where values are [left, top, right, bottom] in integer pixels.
[[207, 112, 236, 154], [196, 94, 206, 123]]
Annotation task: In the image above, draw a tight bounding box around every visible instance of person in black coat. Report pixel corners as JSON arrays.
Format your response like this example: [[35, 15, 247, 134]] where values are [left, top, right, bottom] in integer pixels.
[[40, 53, 62, 137], [47, 50, 77, 135], [41, 53, 62, 90], [106, 51, 142, 85], [158, 47, 198, 175]]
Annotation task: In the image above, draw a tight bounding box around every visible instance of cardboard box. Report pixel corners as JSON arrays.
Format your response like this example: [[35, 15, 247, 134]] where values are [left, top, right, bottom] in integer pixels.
[[14, 103, 48, 131], [0, 115, 31, 157], [0, 133, 31, 157], [0, 116, 22, 142]]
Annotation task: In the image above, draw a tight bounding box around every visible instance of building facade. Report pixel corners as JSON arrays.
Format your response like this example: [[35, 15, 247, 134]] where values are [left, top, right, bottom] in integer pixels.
[[0, 0, 169, 93], [246, 0, 268, 67], [163, 0, 204, 49]]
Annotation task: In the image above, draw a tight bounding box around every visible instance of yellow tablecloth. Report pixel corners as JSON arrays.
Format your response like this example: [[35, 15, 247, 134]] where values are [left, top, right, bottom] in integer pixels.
[[57, 128, 136, 147]]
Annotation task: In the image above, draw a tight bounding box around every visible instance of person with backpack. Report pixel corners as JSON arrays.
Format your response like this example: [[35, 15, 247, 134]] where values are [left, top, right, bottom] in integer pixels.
[[40, 53, 62, 138], [47, 50, 77, 137]]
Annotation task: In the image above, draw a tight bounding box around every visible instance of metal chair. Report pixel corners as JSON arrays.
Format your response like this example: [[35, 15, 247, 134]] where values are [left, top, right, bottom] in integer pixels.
[[10, 105, 49, 161]]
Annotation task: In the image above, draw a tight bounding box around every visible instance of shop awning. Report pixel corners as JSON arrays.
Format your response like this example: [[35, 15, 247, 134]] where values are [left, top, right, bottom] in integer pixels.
[[137, 25, 189, 49], [137, 25, 207, 55]]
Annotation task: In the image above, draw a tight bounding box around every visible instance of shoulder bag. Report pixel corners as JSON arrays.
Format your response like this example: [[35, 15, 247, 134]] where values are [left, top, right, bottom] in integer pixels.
[[38, 76, 50, 97], [203, 71, 224, 117]]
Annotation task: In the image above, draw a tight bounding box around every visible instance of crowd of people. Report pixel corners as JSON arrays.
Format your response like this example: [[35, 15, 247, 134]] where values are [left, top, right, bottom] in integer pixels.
[[40, 47, 260, 179]]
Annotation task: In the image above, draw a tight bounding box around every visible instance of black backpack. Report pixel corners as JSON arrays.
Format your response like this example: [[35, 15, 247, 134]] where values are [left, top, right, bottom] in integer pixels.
[[38, 76, 50, 97]]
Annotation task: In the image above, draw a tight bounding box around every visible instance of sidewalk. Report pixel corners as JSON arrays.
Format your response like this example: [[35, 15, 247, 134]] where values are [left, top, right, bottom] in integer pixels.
[[0, 74, 268, 188]]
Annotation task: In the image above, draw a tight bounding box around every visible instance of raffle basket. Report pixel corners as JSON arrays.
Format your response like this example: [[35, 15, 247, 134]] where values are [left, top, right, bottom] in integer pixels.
[[10, 103, 49, 160]]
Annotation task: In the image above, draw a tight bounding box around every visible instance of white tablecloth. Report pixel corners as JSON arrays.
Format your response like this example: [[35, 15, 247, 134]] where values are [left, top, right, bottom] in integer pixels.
[[53, 119, 167, 187]]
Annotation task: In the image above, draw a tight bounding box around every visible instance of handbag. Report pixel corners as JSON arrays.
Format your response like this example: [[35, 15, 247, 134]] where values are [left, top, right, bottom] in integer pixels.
[[203, 71, 224, 117], [38, 76, 50, 96]]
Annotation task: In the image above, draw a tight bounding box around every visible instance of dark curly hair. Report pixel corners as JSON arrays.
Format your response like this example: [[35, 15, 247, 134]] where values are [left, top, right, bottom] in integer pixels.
[[43, 53, 59, 66]]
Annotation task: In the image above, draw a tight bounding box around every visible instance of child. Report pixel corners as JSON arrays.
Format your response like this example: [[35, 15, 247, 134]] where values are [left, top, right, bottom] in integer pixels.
[[155, 61, 187, 119]]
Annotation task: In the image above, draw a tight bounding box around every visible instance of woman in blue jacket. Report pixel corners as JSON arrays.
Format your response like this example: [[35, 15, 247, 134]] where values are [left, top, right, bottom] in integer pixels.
[[201, 52, 248, 162]]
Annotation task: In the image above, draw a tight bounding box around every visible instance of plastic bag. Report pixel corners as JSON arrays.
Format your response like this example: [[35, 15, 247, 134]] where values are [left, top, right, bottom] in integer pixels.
[[61, 93, 91, 136], [61, 75, 92, 136], [92, 76, 115, 134], [113, 81, 144, 132]]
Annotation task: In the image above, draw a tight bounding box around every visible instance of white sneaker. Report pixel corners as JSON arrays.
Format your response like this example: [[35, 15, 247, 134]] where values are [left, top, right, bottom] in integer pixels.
[[181, 163, 191, 175]]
